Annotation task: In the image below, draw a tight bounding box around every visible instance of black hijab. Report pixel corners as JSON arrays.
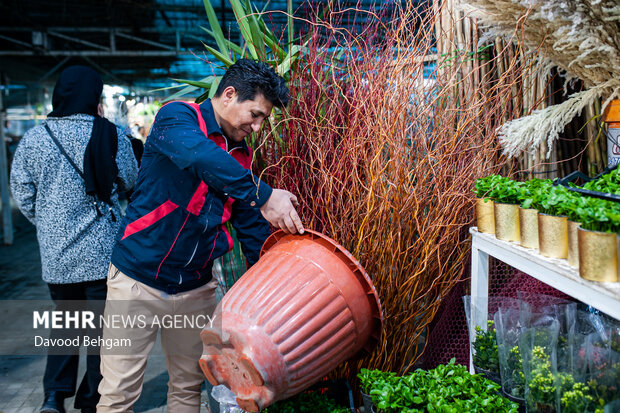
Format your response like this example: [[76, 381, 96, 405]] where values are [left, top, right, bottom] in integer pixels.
[[48, 65, 118, 206]]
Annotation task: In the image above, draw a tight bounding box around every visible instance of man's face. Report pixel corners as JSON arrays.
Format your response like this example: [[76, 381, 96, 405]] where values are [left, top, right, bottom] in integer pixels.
[[219, 91, 273, 142]]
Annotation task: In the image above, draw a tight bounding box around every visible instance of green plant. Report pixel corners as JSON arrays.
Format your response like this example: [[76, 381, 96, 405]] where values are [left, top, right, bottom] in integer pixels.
[[528, 182, 570, 216], [473, 320, 499, 373], [519, 179, 553, 209], [163, 0, 304, 103], [483, 176, 523, 204], [560, 380, 604, 413], [572, 196, 620, 233], [474, 174, 503, 199], [584, 168, 620, 195], [527, 346, 556, 410], [506, 345, 525, 398], [359, 359, 518, 412]]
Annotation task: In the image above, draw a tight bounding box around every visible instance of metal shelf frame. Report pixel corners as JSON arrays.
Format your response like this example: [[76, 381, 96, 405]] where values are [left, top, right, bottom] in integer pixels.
[[468, 227, 620, 370]]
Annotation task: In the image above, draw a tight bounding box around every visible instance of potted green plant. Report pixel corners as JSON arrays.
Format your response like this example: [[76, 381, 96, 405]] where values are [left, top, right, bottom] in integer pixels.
[[474, 175, 501, 234], [518, 179, 551, 250], [472, 320, 501, 384], [486, 176, 523, 242], [357, 368, 396, 413], [529, 183, 569, 259], [574, 196, 620, 282], [525, 346, 557, 413], [501, 345, 526, 411], [360, 359, 518, 412]]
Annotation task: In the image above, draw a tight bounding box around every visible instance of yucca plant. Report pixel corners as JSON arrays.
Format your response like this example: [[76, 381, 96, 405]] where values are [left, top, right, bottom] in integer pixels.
[[162, 0, 304, 103]]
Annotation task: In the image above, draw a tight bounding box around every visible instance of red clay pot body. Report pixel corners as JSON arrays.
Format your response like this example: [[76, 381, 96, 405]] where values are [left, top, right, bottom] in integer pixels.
[[199, 229, 383, 412]]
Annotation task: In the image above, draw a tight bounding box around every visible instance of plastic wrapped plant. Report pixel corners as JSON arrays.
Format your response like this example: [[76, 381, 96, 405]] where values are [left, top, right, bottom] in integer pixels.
[[473, 320, 500, 382]]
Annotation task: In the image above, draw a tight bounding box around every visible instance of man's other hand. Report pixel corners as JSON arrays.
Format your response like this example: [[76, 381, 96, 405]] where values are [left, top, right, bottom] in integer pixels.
[[260, 189, 304, 234]]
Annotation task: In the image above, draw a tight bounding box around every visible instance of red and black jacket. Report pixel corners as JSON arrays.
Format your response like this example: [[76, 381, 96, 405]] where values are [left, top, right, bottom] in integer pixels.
[[111, 100, 272, 294]]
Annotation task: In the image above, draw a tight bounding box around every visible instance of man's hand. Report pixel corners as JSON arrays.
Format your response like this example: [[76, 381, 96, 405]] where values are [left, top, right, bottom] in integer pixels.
[[260, 189, 304, 234]]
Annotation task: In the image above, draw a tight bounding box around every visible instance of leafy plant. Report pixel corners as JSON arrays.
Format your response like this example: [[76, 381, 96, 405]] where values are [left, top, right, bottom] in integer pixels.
[[473, 320, 499, 373], [163, 0, 304, 103], [474, 174, 502, 199], [527, 346, 556, 411], [572, 196, 620, 233], [476, 175, 523, 204], [506, 345, 525, 398], [519, 179, 553, 210], [358, 359, 518, 412], [584, 168, 620, 195]]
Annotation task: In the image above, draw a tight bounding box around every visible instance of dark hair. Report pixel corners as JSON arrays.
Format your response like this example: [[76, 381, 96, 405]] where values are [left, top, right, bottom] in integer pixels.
[[214, 59, 290, 108]]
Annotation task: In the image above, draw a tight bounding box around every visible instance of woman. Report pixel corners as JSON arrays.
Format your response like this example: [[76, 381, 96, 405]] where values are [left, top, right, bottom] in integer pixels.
[[10, 65, 138, 413]]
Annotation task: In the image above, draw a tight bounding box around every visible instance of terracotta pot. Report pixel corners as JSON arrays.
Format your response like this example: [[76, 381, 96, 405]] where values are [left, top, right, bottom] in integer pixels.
[[567, 220, 580, 268], [518, 207, 538, 249], [578, 227, 619, 282], [494, 203, 520, 242], [475, 198, 495, 234], [538, 213, 568, 259], [199, 229, 383, 412]]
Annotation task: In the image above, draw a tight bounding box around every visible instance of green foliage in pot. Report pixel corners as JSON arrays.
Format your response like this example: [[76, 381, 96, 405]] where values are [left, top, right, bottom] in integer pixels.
[[474, 174, 503, 200], [486, 176, 523, 205], [560, 379, 604, 413], [527, 346, 556, 411], [519, 179, 553, 210], [507, 345, 525, 398], [583, 168, 620, 195], [572, 196, 620, 233], [528, 183, 570, 216], [473, 320, 499, 373], [358, 359, 518, 412]]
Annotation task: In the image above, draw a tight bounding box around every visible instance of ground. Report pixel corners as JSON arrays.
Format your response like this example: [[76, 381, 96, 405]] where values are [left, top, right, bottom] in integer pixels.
[[0, 203, 218, 413]]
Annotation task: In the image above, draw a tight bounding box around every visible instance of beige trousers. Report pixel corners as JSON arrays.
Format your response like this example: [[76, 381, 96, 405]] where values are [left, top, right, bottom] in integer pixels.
[[97, 264, 218, 413]]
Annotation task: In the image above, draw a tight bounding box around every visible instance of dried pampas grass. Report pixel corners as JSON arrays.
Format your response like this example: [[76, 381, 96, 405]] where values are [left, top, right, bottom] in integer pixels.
[[459, 0, 620, 158]]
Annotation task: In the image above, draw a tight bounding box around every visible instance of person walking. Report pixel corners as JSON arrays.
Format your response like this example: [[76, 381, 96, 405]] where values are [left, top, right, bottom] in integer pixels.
[[10, 65, 139, 413], [97, 59, 303, 412]]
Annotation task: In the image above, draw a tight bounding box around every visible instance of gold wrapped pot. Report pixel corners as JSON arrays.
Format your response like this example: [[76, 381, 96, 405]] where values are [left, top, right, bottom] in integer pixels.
[[494, 203, 520, 242], [475, 198, 495, 234], [578, 227, 618, 282], [538, 213, 568, 259], [567, 220, 580, 268], [519, 207, 539, 249]]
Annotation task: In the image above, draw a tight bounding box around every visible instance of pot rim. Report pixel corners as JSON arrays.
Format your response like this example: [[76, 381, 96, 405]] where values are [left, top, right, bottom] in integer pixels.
[[537, 212, 568, 218], [577, 226, 617, 236]]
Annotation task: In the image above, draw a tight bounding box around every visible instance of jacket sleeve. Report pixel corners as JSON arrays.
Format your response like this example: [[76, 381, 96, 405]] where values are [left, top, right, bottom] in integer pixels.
[[115, 127, 138, 192], [230, 200, 271, 266], [10, 136, 37, 224], [147, 102, 272, 207]]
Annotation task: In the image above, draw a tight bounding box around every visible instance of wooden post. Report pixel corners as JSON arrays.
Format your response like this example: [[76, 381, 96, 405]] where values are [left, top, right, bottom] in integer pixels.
[[0, 86, 14, 245]]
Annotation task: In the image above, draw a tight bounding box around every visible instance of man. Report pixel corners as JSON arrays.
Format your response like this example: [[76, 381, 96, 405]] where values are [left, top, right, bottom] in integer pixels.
[[97, 59, 303, 412]]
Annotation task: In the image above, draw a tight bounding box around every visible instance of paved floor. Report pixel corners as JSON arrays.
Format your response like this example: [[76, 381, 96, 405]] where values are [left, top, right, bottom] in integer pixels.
[[0, 205, 217, 413]]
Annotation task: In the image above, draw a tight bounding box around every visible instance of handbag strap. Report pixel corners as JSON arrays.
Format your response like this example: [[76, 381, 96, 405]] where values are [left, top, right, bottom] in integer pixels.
[[43, 122, 114, 220], [44, 123, 85, 179]]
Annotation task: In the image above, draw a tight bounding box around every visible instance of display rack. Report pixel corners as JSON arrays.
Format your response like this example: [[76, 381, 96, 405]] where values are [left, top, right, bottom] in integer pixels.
[[468, 227, 620, 370]]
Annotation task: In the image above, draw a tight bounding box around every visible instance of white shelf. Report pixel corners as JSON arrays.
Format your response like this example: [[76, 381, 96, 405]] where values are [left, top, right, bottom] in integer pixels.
[[468, 226, 620, 370]]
